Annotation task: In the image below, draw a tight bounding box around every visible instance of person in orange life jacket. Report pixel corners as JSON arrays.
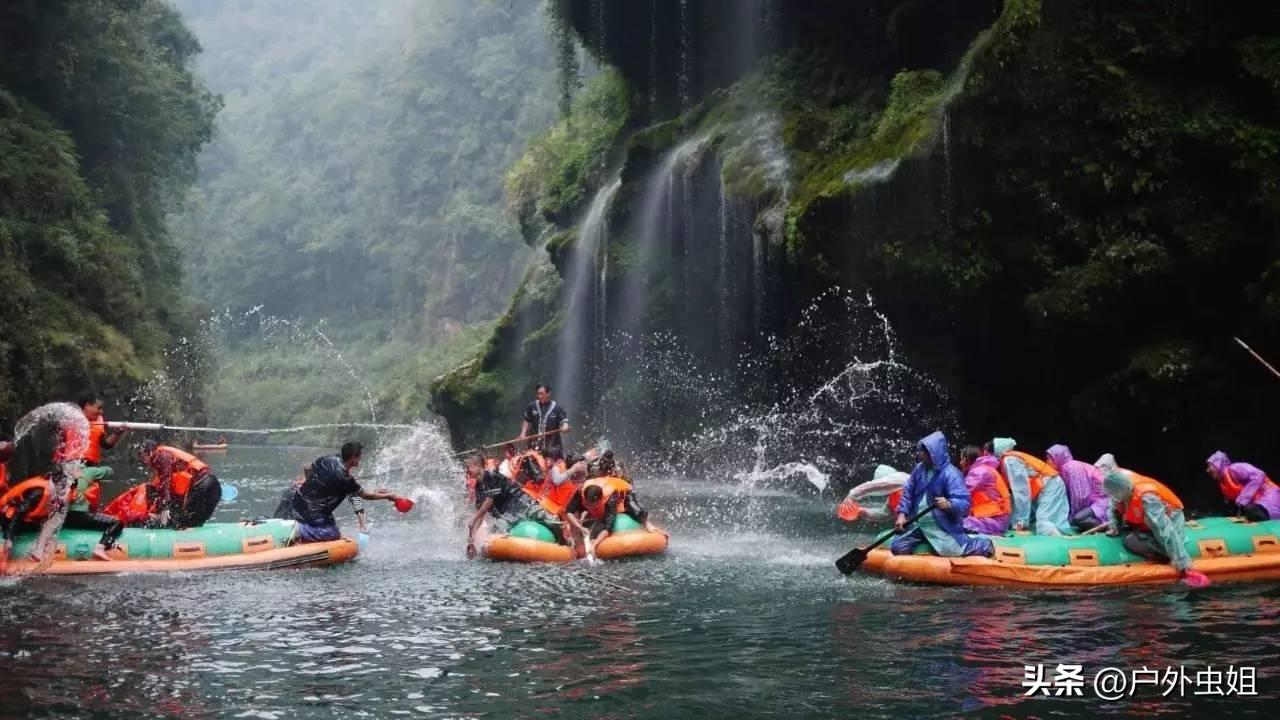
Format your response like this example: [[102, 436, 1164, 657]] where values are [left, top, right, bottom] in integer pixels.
[[958, 446, 1011, 535], [77, 393, 129, 466], [140, 440, 222, 529], [520, 384, 570, 460], [564, 478, 663, 556], [0, 474, 57, 565], [1206, 451, 1280, 522], [284, 442, 404, 543], [1100, 469, 1209, 588]]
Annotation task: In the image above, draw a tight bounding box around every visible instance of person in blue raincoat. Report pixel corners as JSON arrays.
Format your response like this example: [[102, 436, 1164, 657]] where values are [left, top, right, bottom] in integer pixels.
[[891, 431, 994, 557]]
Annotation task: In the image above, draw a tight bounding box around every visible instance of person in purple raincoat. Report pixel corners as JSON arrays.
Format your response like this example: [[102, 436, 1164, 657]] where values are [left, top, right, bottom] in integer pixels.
[[890, 431, 994, 557], [1206, 451, 1280, 522], [1045, 444, 1108, 532], [958, 446, 1011, 535]]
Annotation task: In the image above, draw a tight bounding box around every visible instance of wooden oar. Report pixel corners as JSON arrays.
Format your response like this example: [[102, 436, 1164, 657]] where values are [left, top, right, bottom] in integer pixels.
[[835, 503, 936, 575], [449, 428, 568, 458]]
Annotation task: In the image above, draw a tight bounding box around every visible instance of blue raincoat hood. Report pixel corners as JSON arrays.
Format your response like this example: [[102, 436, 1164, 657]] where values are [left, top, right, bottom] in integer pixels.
[[918, 431, 952, 469]]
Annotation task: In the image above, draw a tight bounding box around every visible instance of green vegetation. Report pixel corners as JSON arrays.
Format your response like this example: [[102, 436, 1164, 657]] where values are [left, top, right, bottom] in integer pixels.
[[506, 69, 631, 240], [0, 0, 219, 428], [170, 0, 561, 427]]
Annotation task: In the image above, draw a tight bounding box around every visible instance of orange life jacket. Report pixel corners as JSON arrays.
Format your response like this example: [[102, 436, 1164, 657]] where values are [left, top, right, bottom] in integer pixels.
[[1000, 450, 1057, 500], [102, 484, 154, 524], [1219, 468, 1278, 504], [84, 417, 107, 464], [0, 463, 8, 495], [578, 477, 631, 521], [0, 476, 55, 524], [886, 488, 904, 515], [150, 446, 210, 498], [1120, 479, 1184, 531], [970, 468, 1013, 518]]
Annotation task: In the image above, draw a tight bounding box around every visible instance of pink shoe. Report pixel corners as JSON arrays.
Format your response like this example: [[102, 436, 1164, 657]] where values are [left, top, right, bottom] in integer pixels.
[[1181, 569, 1211, 588]]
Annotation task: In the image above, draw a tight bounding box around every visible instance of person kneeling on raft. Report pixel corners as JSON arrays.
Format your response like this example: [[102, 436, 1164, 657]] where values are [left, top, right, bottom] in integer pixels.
[[279, 442, 404, 543], [1044, 444, 1109, 533], [1206, 451, 1280, 522], [958, 445, 1011, 535], [564, 477, 665, 558], [464, 453, 565, 556], [891, 431, 993, 558], [140, 440, 222, 529], [1100, 469, 1210, 588]]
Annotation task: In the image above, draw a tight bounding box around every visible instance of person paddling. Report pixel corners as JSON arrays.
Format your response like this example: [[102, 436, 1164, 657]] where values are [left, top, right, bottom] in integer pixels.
[[520, 384, 570, 460], [890, 431, 993, 558], [282, 442, 404, 543]]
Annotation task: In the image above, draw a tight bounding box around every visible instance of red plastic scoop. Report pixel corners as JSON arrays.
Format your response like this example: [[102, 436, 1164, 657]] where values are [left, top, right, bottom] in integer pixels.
[[393, 497, 415, 513]]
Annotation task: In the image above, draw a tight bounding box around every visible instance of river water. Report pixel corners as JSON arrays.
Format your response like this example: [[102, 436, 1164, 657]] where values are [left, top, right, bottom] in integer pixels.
[[0, 446, 1275, 718]]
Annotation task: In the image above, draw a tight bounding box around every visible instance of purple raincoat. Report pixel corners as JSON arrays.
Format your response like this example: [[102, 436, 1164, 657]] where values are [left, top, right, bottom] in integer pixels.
[[962, 455, 1010, 534], [1046, 444, 1106, 518], [1208, 451, 1280, 519]]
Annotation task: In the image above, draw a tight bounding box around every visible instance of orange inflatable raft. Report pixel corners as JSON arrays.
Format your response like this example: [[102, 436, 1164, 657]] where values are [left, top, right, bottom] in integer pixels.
[[482, 515, 668, 563], [856, 517, 1280, 587]]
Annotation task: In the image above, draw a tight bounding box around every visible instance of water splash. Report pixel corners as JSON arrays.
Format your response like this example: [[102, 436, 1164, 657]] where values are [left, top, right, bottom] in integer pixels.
[[365, 421, 464, 548], [313, 327, 378, 424], [14, 402, 88, 459]]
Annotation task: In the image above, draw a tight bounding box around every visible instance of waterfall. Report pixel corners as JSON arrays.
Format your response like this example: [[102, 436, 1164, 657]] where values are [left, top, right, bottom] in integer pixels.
[[616, 135, 707, 342], [678, 0, 690, 111], [554, 177, 620, 415], [717, 176, 732, 352], [942, 108, 954, 234]]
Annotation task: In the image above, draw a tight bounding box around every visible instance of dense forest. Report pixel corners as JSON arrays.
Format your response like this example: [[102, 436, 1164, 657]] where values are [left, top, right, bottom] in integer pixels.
[[169, 0, 561, 428], [0, 0, 219, 429], [435, 0, 1280, 503]]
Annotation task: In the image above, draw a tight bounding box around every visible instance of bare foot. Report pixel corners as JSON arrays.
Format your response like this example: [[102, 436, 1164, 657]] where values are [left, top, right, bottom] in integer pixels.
[[92, 545, 114, 561]]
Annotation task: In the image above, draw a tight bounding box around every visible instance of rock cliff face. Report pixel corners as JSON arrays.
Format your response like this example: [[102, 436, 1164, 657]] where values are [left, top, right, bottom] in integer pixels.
[[435, 0, 1280, 499]]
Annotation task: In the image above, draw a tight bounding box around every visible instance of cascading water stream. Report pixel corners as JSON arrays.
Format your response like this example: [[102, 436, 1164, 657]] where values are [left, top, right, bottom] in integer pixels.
[[555, 176, 620, 415], [616, 135, 708, 343]]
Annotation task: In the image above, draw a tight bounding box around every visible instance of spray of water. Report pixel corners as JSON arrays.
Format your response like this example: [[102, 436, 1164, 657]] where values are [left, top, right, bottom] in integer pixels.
[[364, 421, 465, 547]]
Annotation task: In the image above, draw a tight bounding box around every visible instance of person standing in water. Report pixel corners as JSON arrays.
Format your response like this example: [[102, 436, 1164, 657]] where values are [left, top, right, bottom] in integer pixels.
[[283, 442, 404, 543], [520, 384, 570, 460], [891, 432, 994, 558]]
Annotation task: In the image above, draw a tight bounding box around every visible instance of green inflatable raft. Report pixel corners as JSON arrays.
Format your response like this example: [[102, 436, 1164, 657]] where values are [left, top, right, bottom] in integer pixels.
[[9, 519, 299, 561]]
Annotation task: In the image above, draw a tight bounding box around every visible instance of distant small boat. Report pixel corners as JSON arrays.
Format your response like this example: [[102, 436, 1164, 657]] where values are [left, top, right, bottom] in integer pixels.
[[193, 442, 228, 452]]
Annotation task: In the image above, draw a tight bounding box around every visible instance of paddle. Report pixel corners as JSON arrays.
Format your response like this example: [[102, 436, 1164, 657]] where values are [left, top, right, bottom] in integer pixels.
[[835, 503, 936, 575], [1234, 337, 1280, 382], [221, 484, 239, 503]]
